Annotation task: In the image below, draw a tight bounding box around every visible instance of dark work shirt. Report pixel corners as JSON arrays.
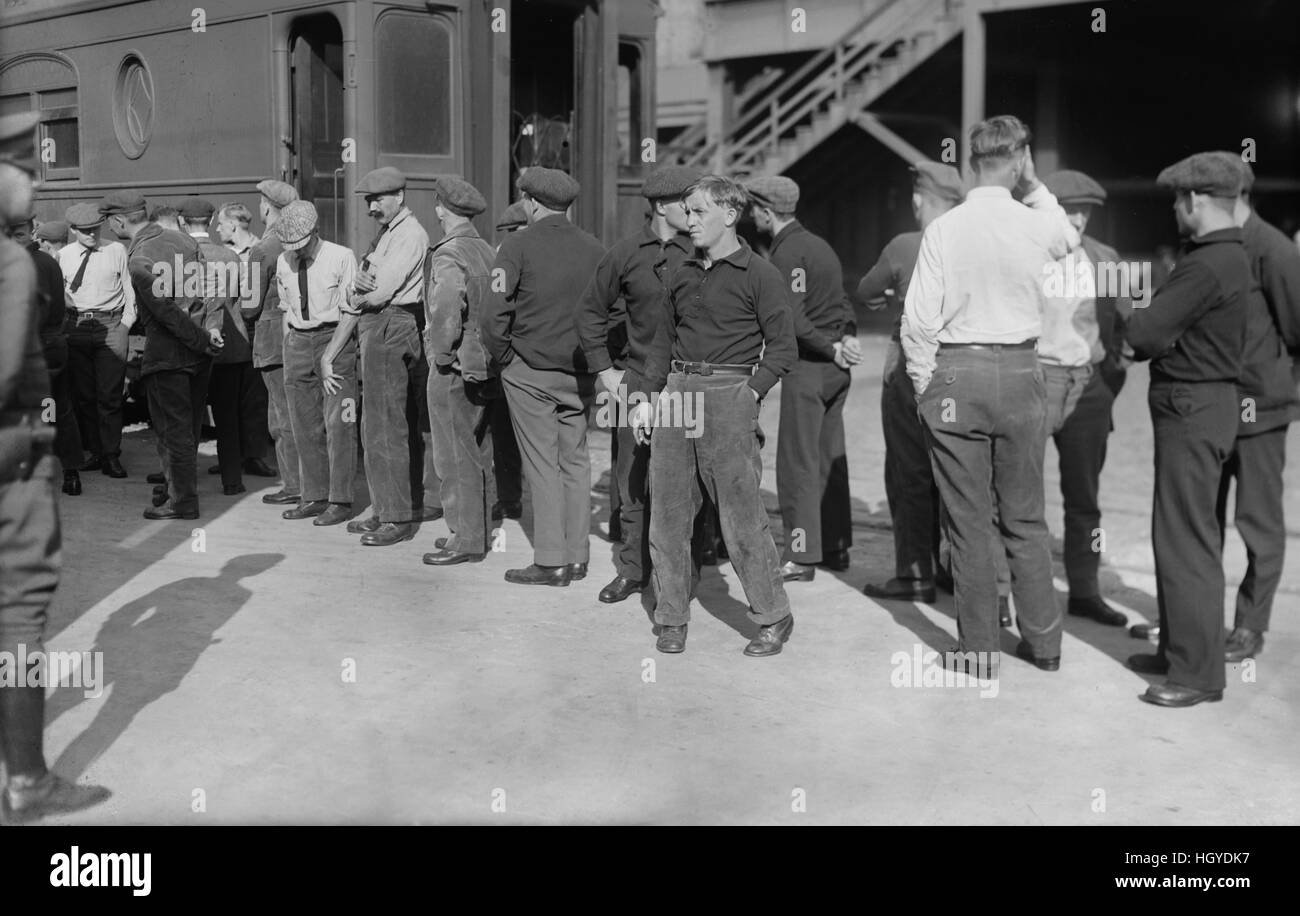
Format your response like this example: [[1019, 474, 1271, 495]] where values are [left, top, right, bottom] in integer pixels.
[[27, 242, 69, 373], [643, 241, 797, 397], [248, 234, 284, 369], [481, 213, 606, 374], [128, 223, 221, 376], [577, 224, 692, 379], [1126, 227, 1248, 383], [1242, 213, 1300, 354], [766, 220, 853, 360], [1236, 213, 1300, 432], [0, 237, 49, 414], [857, 231, 921, 339]]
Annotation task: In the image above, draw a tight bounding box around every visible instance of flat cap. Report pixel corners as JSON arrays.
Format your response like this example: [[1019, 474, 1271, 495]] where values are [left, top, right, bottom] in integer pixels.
[[99, 190, 148, 216], [1205, 150, 1254, 193], [495, 201, 530, 232], [641, 164, 702, 200], [66, 203, 105, 229], [34, 220, 69, 243], [518, 167, 579, 210], [178, 197, 215, 221], [1043, 169, 1106, 207], [743, 175, 799, 212], [1156, 152, 1242, 198], [257, 179, 299, 208], [912, 160, 964, 203], [354, 166, 407, 196], [0, 111, 40, 173], [275, 200, 318, 251], [434, 175, 486, 216]]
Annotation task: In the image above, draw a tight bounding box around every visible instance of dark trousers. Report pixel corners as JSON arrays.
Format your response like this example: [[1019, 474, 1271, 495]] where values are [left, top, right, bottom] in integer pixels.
[[209, 361, 270, 488], [610, 374, 651, 580], [42, 337, 84, 472], [648, 373, 790, 627], [501, 358, 594, 566], [357, 309, 422, 522], [1216, 425, 1288, 633], [260, 364, 300, 495], [407, 342, 436, 512], [777, 358, 852, 564], [429, 369, 497, 554], [1150, 380, 1237, 692], [66, 311, 128, 459], [284, 326, 357, 504], [882, 339, 942, 580], [145, 362, 212, 514], [490, 396, 523, 505], [920, 347, 1058, 656], [0, 455, 59, 654], [1053, 368, 1117, 598]]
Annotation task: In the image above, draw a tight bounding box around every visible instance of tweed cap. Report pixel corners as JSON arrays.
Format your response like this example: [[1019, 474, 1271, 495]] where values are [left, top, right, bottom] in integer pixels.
[[34, 220, 69, 243], [434, 175, 487, 216], [1044, 169, 1107, 207], [518, 167, 579, 210], [355, 166, 407, 196], [495, 201, 530, 232], [178, 198, 216, 221], [641, 165, 702, 200], [275, 200, 318, 251], [257, 179, 299, 208], [912, 160, 964, 203], [1203, 150, 1255, 193], [0, 111, 40, 173], [99, 190, 148, 216], [1157, 152, 1243, 198], [66, 203, 105, 229], [743, 175, 799, 212]]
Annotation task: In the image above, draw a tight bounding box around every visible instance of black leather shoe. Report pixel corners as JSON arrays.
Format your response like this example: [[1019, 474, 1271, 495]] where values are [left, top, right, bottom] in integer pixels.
[[1068, 595, 1127, 627], [505, 564, 571, 587], [568, 562, 587, 581], [416, 505, 444, 522], [656, 624, 687, 654], [1014, 640, 1060, 671], [599, 575, 644, 603], [313, 504, 352, 527], [262, 489, 300, 505], [80, 455, 103, 472], [423, 548, 485, 566], [347, 516, 381, 534], [146, 471, 166, 485], [243, 457, 277, 477], [492, 501, 522, 520], [283, 499, 329, 520], [1, 773, 111, 825], [361, 522, 416, 547], [151, 490, 170, 507], [935, 567, 954, 594], [863, 577, 936, 603], [208, 464, 222, 475], [1139, 681, 1224, 708], [1130, 622, 1160, 640], [1224, 627, 1264, 663], [102, 456, 126, 478], [998, 596, 1013, 628], [153, 483, 168, 496], [144, 505, 199, 520], [61, 471, 81, 496], [223, 483, 247, 496], [780, 560, 816, 582], [1127, 653, 1170, 675], [818, 549, 850, 571], [744, 614, 793, 657]]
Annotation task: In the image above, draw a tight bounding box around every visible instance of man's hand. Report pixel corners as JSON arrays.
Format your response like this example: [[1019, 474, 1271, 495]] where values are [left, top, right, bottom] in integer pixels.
[[353, 269, 377, 295], [1016, 146, 1040, 196], [630, 401, 653, 445], [208, 328, 224, 353], [598, 367, 626, 394], [322, 358, 342, 396], [840, 335, 863, 365], [833, 341, 850, 370]]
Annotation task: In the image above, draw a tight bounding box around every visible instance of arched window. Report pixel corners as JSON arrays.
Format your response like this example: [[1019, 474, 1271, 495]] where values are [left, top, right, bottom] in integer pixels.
[[0, 54, 80, 180]]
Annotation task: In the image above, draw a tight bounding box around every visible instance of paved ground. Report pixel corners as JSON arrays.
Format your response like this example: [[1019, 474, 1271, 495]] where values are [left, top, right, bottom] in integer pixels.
[[38, 335, 1300, 824]]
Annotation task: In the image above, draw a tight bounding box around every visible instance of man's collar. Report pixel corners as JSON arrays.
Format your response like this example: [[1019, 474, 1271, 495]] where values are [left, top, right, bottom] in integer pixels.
[[966, 186, 1012, 199], [432, 222, 481, 249], [769, 220, 802, 251], [381, 207, 412, 233], [1189, 226, 1243, 246], [687, 239, 751, 270], [638, 224, 691, 251]]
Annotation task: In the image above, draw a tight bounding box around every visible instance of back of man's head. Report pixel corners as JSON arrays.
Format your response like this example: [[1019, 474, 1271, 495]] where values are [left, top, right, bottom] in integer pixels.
[[969, 115, 1031, 175]]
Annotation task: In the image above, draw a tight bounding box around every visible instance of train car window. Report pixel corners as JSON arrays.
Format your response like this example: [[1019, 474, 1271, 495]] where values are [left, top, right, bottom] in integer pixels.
[[0, 54, 80, 180], [376, 12, 452, 156], [617, 41, 645, 174]]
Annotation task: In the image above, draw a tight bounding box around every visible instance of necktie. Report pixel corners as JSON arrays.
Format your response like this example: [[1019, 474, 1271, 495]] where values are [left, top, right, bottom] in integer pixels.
[[298, 257, 310, 322], [69, 246, 92, 293]]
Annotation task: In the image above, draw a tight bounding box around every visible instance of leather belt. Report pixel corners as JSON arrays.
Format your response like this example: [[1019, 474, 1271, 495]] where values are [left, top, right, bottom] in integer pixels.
[[670, 360, 755, 377], [939, 339, 1037, 351], [292, 322, 338, 332], [74, 307, 124, 323]]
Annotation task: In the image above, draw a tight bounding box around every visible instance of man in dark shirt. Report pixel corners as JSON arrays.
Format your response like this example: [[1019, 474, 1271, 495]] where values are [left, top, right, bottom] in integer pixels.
[[746, 175, 858, 583], [482, 167, 605, 587], [631, 175, 797, 657], [1125, 153, 1250, 707], [577, 164, 699, 603]]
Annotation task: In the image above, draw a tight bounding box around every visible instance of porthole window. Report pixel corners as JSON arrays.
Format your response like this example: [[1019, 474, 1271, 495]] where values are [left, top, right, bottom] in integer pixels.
[[112, 54, 155, 159]]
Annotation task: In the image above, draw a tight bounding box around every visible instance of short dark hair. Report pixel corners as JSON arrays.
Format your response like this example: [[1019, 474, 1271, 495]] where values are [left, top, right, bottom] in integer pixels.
[[150, 205, 179, 222], [969, 115, 1032, 170]]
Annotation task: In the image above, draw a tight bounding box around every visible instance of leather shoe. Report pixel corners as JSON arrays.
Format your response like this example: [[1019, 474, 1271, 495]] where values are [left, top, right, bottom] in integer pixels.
[[423, 548, 485, 566], [568, 562, 587, 581], [208, 464, 222, 475], [151, 489, 170, 507], [1, 773, 111, 825], [998, 596, 1013, 628], [144, 504, 199, 520], [492, 501, 522, 520], [818, 549, 850, 571], [1130, 622, 1159, 640], [61, 471, 81, 496], [1068, 595, 1127, 627], [262, 489, 300, 505], [935, 567, 954, 594], [102, 456, 127, 478], [505, 564, 571, 587], [1014, 640, 1060, 671], [656, 624, 687, 653], [361, 522, 416, 546], [780, 560, 815, 582], [416, 505, 444, 522], [243, 457, 277, 477], [1127, 653, 1170, 675], [153, 483, 167, 496], [598, 575, 643, 603], [862, 577, 936, 603], [146, 471, 166, 484], [1224, 627, 1264, 663], [347, 516, 381, 534], [223, 483, 247, 496], [80, 455, 103, 472], [283, 499, 329, 520], [1139, 681, 1223, 708], [744, 614, 793, 657], [313, 504, 352, 527]]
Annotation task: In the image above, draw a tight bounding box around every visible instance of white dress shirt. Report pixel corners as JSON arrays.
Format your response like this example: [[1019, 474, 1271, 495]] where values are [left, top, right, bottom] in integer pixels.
[[58, 240, 137, 328], [276, 240, 357, 329], [1038, 247, 1102, 368]]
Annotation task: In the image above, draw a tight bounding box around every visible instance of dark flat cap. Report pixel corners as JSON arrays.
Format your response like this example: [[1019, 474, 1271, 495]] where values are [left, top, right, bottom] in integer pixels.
[[178, 198, 216, 221], [257, 179, 299, 208], [641, 164, 702, 200], [743, 175, 799, 211], [34, 219, 69, 243], [912, 160, 964, 203], [1044, 169, 1106, 207], [1205, 150, 1254, 193], [354, 167, 407, 195], [66, 203, 105, 229], [1157, 152, 1242, 198], [518, 168, 579, 210], [496, 201, 530, 232], [0, 111, 40, 173], [100, 190, 148, 216], [435, 175, 486, 216]]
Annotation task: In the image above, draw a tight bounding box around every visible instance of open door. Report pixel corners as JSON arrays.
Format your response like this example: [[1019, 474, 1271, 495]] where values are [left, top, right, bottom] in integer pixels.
[[288, 14, 345, 243]]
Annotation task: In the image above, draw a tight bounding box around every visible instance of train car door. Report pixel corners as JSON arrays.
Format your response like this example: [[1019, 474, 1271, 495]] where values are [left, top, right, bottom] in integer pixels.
[[288, 14, 345, 242]]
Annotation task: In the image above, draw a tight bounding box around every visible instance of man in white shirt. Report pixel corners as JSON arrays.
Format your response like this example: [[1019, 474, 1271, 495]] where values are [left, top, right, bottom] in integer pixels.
[[901, 114, 1079, 677]]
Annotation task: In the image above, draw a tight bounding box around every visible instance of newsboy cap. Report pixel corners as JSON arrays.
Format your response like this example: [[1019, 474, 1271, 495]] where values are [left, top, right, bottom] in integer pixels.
[[0, 111, 40, 173], [178, 197, 216, 221], [495, 201, 530, 233], [99, 190, 148, 216], [354, 167, 407, 196], [1044, 169, 1107, 207], [911, 160, 964, 203], [1157, 152, 1243, 198], [641, 164, 702, 200], [434, 175, 487, 216], [66, 203, 105, 230], [257, 179, 299, 208], [275, 200, 318, 251], [518, 167, 580, 210], [743, 175, 799, 212], [34, 220, 69, 243], [1204, 150, 1254, 193]]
